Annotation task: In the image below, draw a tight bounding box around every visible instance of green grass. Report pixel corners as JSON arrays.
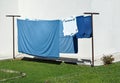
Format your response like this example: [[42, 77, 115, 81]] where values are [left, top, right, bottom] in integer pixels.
[[0, 58, 120, 83], [0, 71, 19, 80]]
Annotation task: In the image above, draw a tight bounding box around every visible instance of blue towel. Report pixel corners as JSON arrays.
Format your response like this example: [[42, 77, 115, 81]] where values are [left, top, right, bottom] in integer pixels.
[[59, 22, 78, 53], [76, 16, 92, 38], [59, 36, 78, 53], [17, 19, 61, 58]]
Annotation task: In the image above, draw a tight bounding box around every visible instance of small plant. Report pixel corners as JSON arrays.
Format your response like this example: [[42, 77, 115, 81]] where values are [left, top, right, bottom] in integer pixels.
[[101, 54, 114, 65]]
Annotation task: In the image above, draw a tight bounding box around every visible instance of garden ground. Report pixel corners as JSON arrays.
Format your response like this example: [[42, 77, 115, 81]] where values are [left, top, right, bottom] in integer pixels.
[[0, 57, 120, 83]]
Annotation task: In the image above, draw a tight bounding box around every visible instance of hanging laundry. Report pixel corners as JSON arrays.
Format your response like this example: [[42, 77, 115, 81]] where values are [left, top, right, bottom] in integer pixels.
[[84, 16, 92, 38], [76, 16, 92, 38], [59, 36, 78, 53], [59, 20, 64, 37], [17, 19, 61, 58], [59, 22, 78, 53], [62, 16, 78, 36]]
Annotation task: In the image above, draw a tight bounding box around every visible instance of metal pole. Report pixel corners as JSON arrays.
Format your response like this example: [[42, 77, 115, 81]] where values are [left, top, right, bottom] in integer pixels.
[[13, 16, 15, 59], [84, 12, 99, 67], [91, 14, 94, 67], [6, 15, 21, 59]]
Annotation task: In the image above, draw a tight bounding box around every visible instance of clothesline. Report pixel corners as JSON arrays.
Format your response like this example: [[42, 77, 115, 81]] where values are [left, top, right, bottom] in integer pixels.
[[17, 15, 92, 58], [19, 15, 92, 37], [6, 12, 99, 67]]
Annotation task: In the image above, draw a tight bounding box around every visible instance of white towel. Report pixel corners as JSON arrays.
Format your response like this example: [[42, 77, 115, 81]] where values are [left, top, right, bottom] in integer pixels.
[[62, 16, 78, 36]]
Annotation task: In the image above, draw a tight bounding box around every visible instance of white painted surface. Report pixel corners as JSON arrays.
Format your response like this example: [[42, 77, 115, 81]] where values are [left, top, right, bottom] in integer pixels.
[[0, 0, 18, 59], [91, 0, 120, 65], [18, 0, 91, 19], [0, 0, 120, 66]]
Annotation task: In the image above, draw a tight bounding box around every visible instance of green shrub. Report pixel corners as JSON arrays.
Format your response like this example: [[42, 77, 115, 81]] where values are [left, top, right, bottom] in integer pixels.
[[101, 55, 114, 65]]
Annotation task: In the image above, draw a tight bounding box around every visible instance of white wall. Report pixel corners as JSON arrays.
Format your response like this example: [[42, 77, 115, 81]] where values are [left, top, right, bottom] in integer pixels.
[[0, 0, 18, 59], [112, 0, 120, 52], [0, 0, 120, 65], [18, 0, 91, 19], [91, 0, 120, 65], [91, 0, 120, 57]]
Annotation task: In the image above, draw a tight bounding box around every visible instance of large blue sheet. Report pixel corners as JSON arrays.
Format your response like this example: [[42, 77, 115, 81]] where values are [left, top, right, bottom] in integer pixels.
[[76, 16, 92, 38], [17, 19, 61, 58]]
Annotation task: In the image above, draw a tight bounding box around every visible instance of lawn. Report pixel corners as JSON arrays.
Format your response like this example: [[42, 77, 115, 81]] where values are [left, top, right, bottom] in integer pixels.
[[0, 58, 120, 83]]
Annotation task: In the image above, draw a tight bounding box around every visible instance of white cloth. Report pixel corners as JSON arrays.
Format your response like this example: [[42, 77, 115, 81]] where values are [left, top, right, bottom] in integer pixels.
[[62, 16, 78, 36]]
